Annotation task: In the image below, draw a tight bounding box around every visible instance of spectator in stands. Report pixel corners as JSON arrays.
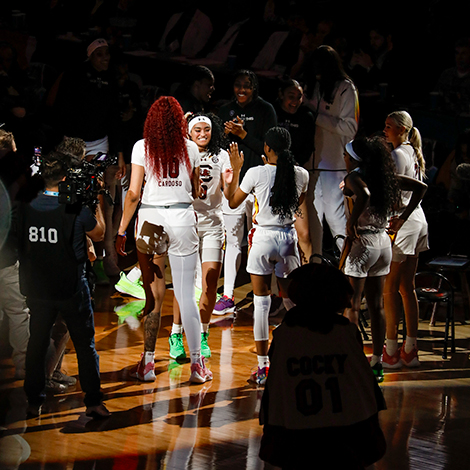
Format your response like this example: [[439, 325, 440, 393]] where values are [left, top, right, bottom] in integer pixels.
[[434, 37, 470, 116]]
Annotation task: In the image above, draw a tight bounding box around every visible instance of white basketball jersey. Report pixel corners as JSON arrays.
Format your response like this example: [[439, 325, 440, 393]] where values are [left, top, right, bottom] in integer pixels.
[[239, 164, 309, 227], [193, 149, 231, 226], [131, 138, 200, 206]]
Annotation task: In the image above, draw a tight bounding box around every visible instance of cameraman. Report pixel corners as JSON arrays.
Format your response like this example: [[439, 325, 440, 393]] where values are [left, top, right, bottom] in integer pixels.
[[18, 150, 110, 418]]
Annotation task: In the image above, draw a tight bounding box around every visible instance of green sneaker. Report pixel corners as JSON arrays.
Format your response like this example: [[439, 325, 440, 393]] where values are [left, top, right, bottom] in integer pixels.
[[201, 331, 211, 358], [169, 333, 186, 360], [371, 362, 384, 383], [114, 300, 145, 330], [115, 271, 145, 299]]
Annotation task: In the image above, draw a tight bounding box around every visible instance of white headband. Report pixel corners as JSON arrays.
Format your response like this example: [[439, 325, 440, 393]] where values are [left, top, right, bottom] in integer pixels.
[[345, 141, 362, 162], [188, 116, 212, 133]]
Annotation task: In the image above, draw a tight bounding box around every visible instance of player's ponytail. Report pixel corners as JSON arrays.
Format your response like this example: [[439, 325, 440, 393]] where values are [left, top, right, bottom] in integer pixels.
[[266, 127, 299, 223]]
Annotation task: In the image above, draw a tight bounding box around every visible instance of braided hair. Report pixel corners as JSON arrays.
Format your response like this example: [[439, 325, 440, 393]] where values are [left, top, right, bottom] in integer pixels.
[[265, 127, 300, 222]]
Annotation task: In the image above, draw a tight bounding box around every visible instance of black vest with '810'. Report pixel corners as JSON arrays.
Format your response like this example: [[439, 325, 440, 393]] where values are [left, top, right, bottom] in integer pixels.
[[18, 202, 84, 300]]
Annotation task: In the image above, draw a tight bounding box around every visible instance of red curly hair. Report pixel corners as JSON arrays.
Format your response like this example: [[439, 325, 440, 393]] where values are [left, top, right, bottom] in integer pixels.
[[143, 96, 190, 180]]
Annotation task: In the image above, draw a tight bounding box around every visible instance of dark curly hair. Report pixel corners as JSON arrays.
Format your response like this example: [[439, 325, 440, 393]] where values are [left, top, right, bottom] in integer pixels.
[[187, 112, 229, 155], [350, 136, 400, 219], [143, 96, 190, 180], [265, 127, 300, 222]]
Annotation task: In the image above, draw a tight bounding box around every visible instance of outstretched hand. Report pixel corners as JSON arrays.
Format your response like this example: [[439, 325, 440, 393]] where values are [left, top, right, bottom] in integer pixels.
[[228, 142, 244, 174]]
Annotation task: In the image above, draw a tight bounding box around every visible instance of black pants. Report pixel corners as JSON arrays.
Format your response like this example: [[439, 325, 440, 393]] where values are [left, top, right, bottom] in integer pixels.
[[24, 280, 102, 407]]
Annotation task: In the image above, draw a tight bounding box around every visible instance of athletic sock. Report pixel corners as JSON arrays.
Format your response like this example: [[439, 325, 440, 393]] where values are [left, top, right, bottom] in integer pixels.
[[385, 339, 398, 356], [282, 297, 295, 311], [257, 355, 269, 369], [370, 354, 382, 367], [405, 336, 417, 353], [171, 323, 183, 335], [144, 351, 155, 362], [127, 266, 142, 283], [190, 351, 203, 366], [201, 323, 209, 334]]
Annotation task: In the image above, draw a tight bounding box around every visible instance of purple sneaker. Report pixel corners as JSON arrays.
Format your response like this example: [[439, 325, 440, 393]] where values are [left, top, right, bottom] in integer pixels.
[[213, 295, 235, 315]]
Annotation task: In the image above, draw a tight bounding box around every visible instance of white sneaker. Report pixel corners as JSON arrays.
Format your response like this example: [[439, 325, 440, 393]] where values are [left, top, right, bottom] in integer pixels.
[[135, 352, 156, 381]]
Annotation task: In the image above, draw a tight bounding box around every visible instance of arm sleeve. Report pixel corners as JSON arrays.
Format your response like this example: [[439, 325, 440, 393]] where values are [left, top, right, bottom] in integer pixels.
[[78, 206, 97, 233], [300, 168, 310, 193], [239, 167, 256, 195], [187, 140, 200, 169], [392, 148, 408, 175], [131, 140, 145, 167], [316, 81, 359, 139]]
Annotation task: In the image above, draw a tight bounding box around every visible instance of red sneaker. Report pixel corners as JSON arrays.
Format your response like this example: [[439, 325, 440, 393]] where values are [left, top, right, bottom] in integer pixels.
[[400, 344, 420, 368], [382, 345, 403, 369]]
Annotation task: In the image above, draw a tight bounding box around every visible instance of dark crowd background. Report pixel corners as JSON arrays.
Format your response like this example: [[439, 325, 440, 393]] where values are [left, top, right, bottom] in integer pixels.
[[1, 0, 470, 260]]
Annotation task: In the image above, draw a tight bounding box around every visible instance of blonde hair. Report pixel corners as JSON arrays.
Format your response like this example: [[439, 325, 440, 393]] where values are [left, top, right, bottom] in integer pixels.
[[387, 110, 425, 175]]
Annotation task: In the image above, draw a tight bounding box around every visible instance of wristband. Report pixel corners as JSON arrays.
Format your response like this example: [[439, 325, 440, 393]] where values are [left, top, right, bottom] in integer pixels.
[[117, 232, 126, 237]]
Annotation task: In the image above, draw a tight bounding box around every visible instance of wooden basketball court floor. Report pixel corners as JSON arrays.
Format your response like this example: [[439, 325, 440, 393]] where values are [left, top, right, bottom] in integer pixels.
[[2, 259, 470, 470]]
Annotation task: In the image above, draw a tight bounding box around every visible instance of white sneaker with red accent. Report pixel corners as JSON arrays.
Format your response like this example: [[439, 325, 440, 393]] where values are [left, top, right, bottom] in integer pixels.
[[382, 345, 403, 369], [400, 344, 420, 368], [135, 352, 156, 381], [189, 357, 213, 383]]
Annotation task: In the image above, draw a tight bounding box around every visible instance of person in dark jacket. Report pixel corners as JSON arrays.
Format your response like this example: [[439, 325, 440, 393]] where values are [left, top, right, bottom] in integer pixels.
[[213, 69, 277, 314]]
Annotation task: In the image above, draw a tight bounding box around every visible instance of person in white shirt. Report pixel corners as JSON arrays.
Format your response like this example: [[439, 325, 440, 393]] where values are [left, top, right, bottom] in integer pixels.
[[382, 110, 429, 370], [169, 113, 232, 361], [225, 127, 309, 385], [304, 45, 359, 259], [116, 96, 212, 384], [342, 137, 427, 383]]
